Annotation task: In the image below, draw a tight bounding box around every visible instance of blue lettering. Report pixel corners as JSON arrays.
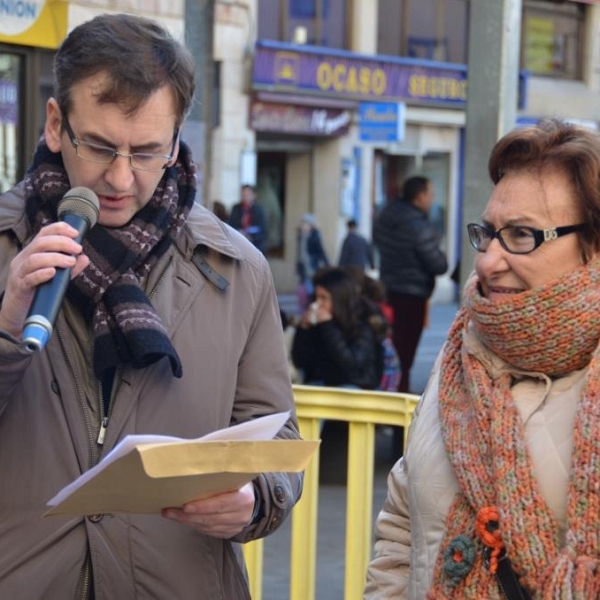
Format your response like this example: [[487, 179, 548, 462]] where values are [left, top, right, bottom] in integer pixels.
[[0, 0, 38, 19]]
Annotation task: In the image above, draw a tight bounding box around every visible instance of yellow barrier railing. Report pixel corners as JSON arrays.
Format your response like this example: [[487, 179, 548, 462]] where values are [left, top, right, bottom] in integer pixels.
[[243, 384, 420, 600]]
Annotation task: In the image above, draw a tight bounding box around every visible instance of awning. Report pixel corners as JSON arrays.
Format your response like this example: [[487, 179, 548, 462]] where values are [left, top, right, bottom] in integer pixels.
[[0, 0, 69, 49]]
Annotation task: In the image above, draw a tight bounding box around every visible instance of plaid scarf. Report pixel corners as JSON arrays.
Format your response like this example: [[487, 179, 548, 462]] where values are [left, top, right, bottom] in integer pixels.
[[23, 137, 197, 378], [428, 264, 600, 598]]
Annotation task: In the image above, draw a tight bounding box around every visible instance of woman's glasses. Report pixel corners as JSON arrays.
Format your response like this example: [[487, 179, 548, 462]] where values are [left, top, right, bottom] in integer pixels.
[[467, 222, 584, 255]]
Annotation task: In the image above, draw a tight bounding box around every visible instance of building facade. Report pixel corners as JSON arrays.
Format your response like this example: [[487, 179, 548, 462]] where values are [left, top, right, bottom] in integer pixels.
[[3, 0, 600, 299], [212, 0, 600, 299]]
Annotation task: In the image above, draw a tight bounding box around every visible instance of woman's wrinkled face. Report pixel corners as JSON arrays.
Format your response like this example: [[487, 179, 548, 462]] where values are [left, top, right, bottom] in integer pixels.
[[475, 169, 590, 301]]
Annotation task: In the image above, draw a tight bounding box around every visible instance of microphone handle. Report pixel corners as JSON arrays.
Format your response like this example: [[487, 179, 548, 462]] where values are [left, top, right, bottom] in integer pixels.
[[23, 214, 90, 352]]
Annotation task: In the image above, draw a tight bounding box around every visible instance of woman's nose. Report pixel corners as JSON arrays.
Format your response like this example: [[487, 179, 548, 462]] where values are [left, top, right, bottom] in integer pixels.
[[475, 238, 510, 275]]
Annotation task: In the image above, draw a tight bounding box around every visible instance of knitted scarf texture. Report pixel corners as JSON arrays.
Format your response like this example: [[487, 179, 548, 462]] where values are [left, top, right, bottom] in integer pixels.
[[23, 137, 197, 378], [429, 263, 600, 599]]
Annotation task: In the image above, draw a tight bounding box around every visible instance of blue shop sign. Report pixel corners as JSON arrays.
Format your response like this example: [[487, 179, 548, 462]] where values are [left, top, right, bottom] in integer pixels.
[[359, 102, 406, 142]]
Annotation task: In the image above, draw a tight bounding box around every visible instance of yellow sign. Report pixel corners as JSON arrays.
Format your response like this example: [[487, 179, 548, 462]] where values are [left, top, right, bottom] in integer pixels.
[[0, 0, 69, 49], [524, 16, 556, 74], [316, 62, 386, 97]]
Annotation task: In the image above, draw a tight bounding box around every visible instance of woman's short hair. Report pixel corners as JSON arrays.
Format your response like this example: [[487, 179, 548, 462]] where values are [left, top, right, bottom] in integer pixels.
[[54, 13, 196, 131], [489, 118, 600, 259]]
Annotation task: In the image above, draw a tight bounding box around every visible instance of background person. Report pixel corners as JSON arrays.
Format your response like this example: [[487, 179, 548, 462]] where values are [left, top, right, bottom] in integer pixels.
[[365, 118, 600, 598], [295, 213, 329, 310], [0, 14, 302, 599], [338, 218, 374, 272], [373, 175, 447, 393], [291, 266, 383, 390], [228, 184, 268, 253], [211, 199, 229, 222], [291, 266, 385, 484]]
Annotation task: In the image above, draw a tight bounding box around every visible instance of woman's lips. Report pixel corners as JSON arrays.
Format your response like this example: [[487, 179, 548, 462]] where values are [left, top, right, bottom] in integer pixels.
[[484, 285, 524, 300]]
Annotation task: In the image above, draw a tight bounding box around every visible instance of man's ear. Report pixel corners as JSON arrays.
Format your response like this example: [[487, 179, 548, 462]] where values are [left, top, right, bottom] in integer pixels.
[[45, 99, 63, 153], [167, 138, 180, 166]]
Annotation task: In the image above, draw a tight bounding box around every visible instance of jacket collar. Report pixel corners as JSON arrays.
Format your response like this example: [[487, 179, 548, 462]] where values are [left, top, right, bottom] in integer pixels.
[[177, 201, 245, 261]]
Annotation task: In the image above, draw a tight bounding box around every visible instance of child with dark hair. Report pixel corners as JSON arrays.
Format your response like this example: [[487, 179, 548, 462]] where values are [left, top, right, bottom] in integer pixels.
[[291, 267, 382, 389]]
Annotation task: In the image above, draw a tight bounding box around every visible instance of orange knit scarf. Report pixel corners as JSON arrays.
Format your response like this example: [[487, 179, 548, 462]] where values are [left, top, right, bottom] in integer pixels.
[[428, 262, 600, 599]]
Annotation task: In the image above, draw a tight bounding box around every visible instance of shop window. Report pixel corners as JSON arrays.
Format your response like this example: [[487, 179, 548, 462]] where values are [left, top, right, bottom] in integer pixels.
[[257, 152, 286, 257], [0, 52, 21, 193], [377, 0, 469, 64], [257, 0, 348, 48], [522, 0, 584, 79]]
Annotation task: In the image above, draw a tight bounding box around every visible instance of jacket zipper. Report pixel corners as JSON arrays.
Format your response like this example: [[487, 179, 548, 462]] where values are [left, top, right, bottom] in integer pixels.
[[148, 255, 173, 299], [56, 327, 98, 600], [56, 327, 98, 466], [95, 258, 173, 448], [61, 254, 173, 600], [96, 365, 120, 447]]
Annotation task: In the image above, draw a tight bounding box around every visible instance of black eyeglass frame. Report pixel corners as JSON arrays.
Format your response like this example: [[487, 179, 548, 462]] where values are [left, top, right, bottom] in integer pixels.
[[62, 114, 178, 172], [467, 222, 585, 255]]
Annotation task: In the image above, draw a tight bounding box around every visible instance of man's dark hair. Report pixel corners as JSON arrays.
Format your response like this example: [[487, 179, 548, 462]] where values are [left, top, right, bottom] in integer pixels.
[[54, 13, 196, 131], [347, 219, 357, 229], [241, 184, 256, 193], [402, 176, 430, 204]]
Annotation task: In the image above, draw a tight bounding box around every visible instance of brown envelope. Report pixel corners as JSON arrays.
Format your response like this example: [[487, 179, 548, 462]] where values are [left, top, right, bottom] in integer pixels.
[[44, 439, 319, 516]]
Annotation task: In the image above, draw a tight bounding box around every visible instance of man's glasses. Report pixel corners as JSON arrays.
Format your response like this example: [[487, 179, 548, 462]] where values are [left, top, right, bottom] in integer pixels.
[[62, 115, 177, 172], [467, 222, 585, 255]]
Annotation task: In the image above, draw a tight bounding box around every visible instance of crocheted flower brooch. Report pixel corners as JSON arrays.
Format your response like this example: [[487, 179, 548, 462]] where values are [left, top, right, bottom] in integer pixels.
[[442, 506, 505, 584]]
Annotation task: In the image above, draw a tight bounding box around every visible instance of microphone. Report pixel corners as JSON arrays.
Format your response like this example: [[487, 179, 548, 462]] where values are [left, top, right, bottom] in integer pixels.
[[22, 187, 100, 353]]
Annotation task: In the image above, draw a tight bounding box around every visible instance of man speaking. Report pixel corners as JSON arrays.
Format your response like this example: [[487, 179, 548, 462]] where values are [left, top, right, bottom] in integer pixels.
[[0, 13, 301, 599]]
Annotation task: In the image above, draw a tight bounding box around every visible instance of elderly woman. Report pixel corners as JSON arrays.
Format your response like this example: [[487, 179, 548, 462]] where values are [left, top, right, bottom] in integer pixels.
[[364, 119, 600, 599]]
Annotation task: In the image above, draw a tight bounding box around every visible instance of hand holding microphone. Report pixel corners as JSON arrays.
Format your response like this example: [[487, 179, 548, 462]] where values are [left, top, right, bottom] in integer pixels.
[[21, 187, 99, 352]]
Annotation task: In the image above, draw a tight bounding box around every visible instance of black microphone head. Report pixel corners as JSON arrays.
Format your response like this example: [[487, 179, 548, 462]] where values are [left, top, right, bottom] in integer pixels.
[[57, 187, 100, 228]]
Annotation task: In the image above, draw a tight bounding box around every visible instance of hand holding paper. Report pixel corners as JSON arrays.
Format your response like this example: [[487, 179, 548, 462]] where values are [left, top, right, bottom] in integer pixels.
[[46, 411, 318, 517], [162, 481, 257, 538]]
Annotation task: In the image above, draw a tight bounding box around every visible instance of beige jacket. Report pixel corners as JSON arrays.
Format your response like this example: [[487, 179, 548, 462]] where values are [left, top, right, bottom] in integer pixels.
[[0, 183, 302, 600], [364, 327, 583, 599]]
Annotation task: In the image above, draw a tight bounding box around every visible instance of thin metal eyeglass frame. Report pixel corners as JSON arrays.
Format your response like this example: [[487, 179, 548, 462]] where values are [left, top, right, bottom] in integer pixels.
[[467, 222, 585, 255], [62, 115, 177, 172]]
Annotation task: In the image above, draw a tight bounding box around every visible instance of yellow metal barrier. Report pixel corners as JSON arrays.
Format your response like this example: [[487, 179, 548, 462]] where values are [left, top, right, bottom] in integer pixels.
[[244, 384, 420, 600]]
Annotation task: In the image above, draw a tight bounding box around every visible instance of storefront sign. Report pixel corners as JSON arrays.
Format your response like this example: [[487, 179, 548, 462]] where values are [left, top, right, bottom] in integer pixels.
[[253, 41, 528, 110], [0, 0, 43, 35], [359, 102, 405, 142], [0, 0, 68, 48], [250, 100, 351, 136]]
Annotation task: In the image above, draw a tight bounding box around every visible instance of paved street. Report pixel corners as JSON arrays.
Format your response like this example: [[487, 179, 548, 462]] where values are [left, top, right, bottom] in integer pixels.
[[261, 300, 460, 599]]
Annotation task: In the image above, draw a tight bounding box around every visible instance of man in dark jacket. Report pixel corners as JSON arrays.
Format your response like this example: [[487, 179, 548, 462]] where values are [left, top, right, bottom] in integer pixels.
[[229, 184, 268, 253], [373, 176, 447, 393], [338, 219, 374, 271]]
